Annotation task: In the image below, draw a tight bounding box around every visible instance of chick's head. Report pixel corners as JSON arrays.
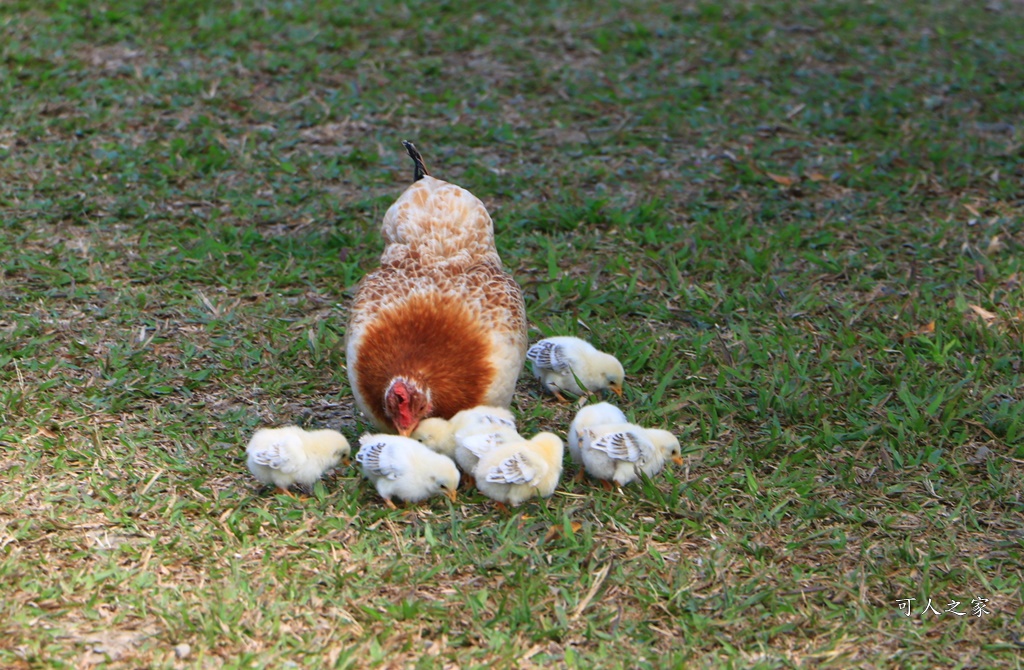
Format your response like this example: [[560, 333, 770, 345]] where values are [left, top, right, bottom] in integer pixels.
[[647, 428, 682, 465], [306, 429, 352, 464], [431, 458, 461, 502], [384, 376, 433, 436], [596, 353, 625, 397], [411, 417, 455, 455], [331, 439, 351, 465]]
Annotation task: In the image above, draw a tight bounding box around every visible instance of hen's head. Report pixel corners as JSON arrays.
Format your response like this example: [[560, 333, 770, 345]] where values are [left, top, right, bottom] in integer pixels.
[[384, 377, 433, 436]]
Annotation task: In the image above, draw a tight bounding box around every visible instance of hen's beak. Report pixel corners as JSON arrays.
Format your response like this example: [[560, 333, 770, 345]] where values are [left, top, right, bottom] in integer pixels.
[[445, 487, 458, 503], [398, 425, 414, 437], [672, 455, 685, 466]]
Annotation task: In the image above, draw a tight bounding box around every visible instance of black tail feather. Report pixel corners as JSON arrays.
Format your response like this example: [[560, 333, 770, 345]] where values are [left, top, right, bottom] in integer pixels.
[[402, 141, 429, 182]]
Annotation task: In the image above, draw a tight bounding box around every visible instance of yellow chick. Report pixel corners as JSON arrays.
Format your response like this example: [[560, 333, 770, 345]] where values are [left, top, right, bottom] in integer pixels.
[[409, 417, 459, 458], [579, 423, 682, 487], [355, 434, 460, 508], [526, 336, 625, 401], [567, 401, 628, 466], [246, 426, 350, 495], [473, 432, 564, 508], [411, 405, 517, 459], [454, 425, 523, 475]]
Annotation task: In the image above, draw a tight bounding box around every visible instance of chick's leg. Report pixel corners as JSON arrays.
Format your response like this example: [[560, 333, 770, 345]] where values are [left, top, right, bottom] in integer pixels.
[[546, 382, 570, 403], [383, 498, 398, 510], [275, 487, 297, 498]]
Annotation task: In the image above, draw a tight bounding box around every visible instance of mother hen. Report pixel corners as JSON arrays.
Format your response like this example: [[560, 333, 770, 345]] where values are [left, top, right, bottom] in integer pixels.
[[345, 142, 527, 436]]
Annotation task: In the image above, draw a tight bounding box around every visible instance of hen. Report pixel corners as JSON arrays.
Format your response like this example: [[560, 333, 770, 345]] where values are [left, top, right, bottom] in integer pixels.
[[345, 142, 528, 436]]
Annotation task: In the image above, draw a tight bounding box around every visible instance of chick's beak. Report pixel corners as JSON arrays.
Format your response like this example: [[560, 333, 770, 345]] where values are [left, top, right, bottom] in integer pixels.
[[672, 455, 685, 466], [445, 487, 458, 503], [610, 384, 624, 399]]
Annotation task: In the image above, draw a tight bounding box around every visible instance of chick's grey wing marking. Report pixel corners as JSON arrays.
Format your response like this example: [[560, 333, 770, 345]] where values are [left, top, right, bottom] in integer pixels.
[[485, 453, 537, 485], [589, 430, 646, 463], [356, 441, 404, 480], [481, 415, 516, 429], [526, 341, 571, 374], [251, 438, 300, 473]]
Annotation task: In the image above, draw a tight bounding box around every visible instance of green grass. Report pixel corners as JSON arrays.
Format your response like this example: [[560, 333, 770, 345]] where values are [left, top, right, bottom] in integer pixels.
[[2, 0, 1023, 667]]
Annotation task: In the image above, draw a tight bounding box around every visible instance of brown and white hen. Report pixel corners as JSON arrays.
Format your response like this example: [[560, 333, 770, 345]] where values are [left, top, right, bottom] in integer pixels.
[[345, 142, 527, 436]]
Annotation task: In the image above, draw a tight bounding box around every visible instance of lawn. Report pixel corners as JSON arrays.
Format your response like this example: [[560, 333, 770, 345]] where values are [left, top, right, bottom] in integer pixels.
[[1, 0, 1023, 667]]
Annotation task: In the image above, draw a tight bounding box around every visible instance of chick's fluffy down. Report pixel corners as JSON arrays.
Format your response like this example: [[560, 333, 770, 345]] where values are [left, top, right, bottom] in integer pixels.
[[473, 432, 564, 507], [580, 423, 681, 486], [527, 336, 624, 398], [567, 401, 629, 465], [246, 426, 350, 491], [356, 434, 460, 504], [412, 405, 517, 459]]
